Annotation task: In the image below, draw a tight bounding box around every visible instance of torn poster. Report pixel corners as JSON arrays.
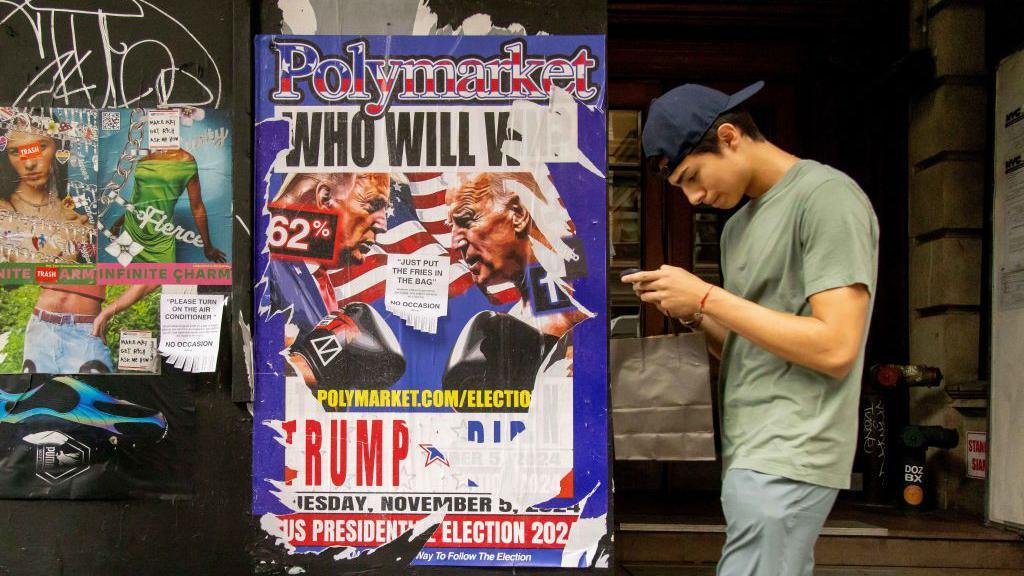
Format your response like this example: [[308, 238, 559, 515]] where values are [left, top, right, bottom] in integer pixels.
[[253, 35, 609, 568]]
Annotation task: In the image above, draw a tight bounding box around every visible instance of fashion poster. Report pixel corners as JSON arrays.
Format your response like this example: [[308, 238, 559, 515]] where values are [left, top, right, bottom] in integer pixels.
[[0, 107, 98, 283], [0, 108, 236, 375], [0, 283, 161, 375], [97, 107, 232, 286], [252, 35, 610, 568], [0, 107, 154, 375]]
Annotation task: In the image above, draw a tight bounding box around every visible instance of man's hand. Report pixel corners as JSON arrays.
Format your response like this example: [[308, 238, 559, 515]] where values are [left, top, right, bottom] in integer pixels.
[[91, 307, 116, 344], [204, 245, 227, 263], [622, 265, 712, 319], [89, 285, 158, 344]]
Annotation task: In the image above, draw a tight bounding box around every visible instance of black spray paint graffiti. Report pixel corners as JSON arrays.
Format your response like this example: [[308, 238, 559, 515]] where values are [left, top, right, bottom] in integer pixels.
[[862, 399, 887, 483], [1, 0, 222, 108]]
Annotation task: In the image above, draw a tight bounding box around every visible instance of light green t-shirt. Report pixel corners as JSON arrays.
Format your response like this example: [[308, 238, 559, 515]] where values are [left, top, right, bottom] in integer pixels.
[[718, 159, 879, 490]]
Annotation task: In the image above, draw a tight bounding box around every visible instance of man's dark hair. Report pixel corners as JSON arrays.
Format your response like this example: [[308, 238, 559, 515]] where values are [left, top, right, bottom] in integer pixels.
[[689, 107, 765, 155]]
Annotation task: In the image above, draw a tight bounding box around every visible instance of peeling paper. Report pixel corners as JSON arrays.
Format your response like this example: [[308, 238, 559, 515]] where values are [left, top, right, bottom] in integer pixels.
[[269, 103, 593, 174], [417, 346, 578, 512], [290, 0, 549, 37], [259, 352, 582, 563], [503, 87, 602, 177], [559, 483, 608, 567], [433, 11, 544, 36], [411, 0, 438, 35], [261, 513, 300, 554], [239, 315, 254, 399], [278, 0, 318, 35]]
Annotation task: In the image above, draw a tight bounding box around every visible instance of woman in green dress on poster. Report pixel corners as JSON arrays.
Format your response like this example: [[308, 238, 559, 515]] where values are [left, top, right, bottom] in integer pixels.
[[117, 148, 226, 264]]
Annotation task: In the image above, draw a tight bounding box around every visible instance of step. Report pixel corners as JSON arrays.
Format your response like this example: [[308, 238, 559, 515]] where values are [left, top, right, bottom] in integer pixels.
[[616, 520, 1024, 571], [618, 565, 1024, 576]]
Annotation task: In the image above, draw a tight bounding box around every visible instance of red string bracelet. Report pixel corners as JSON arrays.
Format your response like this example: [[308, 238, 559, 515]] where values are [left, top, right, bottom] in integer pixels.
[[699, 285, 715, 314], [682, 285, 716, 329]]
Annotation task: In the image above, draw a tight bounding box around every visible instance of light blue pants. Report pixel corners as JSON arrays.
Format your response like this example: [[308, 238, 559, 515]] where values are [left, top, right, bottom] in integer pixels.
[[717, 468, 838, 576], [22, 314, 113, 374]]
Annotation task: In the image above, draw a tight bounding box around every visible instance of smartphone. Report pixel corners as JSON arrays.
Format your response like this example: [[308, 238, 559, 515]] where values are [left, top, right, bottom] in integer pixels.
[[619, 268, 641, 281]]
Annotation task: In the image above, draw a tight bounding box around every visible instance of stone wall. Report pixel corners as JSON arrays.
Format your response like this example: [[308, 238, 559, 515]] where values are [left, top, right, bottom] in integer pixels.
[[907, 0, 988, 515]]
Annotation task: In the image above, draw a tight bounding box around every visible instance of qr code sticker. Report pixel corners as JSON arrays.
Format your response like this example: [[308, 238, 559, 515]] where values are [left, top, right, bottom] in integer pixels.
[[101, 111, 121, 131]]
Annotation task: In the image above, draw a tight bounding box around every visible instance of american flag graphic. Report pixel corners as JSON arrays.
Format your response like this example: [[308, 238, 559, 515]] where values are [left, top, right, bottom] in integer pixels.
[[327, 174, 520, 306]]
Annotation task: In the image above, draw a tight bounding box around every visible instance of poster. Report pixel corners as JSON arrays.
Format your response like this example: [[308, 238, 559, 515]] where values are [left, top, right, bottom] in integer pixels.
[[252, 35, 610, 568], [0, 107, 98, 280], [0, 107, 233, 375], [989, 48, 1024, 529], [96, 107, 233, 285], [0, 374, 195, 498]]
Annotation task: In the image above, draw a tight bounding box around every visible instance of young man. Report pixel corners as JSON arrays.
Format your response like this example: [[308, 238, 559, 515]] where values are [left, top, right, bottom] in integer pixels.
[[625, 81, 879, 575]]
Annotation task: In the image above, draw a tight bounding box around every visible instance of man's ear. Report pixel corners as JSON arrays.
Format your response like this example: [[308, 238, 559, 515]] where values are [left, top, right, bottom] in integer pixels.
[[507, 196, 532, 235], [315, 181, 334, 209], [717, 123, 743, 149]]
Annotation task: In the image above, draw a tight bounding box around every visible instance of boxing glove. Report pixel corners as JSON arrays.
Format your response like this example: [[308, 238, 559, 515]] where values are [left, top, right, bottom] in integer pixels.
[[289, 302, 406, 390], [442, 311, 556, 403]]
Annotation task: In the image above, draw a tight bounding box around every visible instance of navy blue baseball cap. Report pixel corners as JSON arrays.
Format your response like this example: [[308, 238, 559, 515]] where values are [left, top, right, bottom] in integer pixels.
[[642, 81, 764, 173]]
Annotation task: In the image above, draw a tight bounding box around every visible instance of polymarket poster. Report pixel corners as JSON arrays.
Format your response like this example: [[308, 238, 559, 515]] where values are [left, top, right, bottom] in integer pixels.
[[0, 106, 232, 375], [253, 35, 610, 568]]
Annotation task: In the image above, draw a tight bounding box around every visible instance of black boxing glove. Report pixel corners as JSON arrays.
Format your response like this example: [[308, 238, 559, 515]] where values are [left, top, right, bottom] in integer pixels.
[[289, 302, 406, 390], [442, 311, 556, 407]]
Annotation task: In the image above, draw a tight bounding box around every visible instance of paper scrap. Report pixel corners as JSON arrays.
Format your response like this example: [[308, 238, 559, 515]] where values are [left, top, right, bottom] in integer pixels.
[[158, 294, 225, 372], [384, 254, 449, 333], [147, 109, 181, 150], [966, 430, 987, 479], [117, 329, 158, 373]]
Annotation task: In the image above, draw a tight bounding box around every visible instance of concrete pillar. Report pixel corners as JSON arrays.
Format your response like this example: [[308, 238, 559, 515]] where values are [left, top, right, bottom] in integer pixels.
[[906, 0, 986, 515]]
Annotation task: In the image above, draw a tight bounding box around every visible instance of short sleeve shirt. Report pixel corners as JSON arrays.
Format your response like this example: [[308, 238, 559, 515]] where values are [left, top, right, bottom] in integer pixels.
[[718, 159, 879, 489]]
